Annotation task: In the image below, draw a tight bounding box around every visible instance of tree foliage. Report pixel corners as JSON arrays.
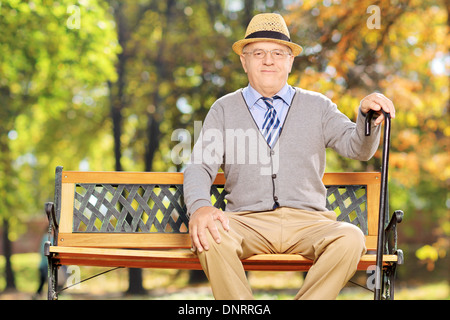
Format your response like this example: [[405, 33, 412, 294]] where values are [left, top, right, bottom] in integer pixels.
[[0, 0, 118, 218]]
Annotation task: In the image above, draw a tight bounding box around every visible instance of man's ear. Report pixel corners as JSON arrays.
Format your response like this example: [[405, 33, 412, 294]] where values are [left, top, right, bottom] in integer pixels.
[[288, 55, 294, 73], [240, 55, 248, 73]]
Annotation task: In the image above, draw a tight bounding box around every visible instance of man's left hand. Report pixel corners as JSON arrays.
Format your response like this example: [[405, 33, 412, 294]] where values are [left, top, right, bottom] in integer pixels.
[[360, 93, 395, 126]]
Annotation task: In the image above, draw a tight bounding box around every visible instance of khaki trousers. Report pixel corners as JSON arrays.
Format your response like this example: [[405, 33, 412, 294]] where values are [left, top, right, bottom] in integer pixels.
[[196, 207, 366, 300]]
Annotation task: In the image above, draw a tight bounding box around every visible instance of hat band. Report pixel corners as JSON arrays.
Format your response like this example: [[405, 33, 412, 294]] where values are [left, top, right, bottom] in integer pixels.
[[245, 30, 291, 42]]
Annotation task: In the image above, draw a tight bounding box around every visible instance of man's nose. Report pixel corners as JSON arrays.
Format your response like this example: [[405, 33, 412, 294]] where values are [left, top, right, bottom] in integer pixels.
[[262, 51, 275, 64]]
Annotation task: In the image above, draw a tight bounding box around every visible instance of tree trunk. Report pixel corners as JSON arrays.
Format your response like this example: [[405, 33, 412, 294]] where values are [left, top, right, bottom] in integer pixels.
[[109, 0, 146, 295], [2, 218, 16, 290]]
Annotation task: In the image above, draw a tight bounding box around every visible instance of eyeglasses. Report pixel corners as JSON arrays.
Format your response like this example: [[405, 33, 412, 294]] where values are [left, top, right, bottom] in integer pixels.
[[242, 48, 292, 60]]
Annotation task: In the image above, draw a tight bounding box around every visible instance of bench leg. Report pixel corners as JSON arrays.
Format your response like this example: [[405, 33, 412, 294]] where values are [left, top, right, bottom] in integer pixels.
[[388, 263, 398, 300], [47, 256, 59, 300], [381, 263, 397, 300]]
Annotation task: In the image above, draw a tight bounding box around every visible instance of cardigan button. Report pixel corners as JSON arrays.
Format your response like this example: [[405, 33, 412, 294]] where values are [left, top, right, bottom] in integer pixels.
[[274, 196, 279, 201], [272, 174, 277, 179]]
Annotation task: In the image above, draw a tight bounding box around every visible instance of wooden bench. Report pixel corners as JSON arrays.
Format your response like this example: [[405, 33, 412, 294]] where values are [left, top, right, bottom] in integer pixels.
[[45, 167, 403, 300]]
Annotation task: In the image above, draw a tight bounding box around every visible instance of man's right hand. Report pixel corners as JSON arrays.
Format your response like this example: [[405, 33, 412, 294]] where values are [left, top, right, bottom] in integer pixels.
[[189, 206, 230, 253]]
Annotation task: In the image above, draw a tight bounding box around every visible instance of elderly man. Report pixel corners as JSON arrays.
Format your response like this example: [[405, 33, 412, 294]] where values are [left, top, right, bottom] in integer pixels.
[[183, 13, 395, 300]]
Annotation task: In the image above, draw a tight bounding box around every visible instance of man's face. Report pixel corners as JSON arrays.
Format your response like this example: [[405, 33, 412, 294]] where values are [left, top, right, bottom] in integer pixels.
[[240, 41, 295, 97]]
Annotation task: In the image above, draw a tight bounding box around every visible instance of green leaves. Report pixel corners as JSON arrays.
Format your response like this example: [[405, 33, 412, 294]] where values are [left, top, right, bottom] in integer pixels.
[[0, 0, 118, 220]]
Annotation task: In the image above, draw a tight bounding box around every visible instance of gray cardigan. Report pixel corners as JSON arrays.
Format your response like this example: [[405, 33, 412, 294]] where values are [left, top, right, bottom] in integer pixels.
[[183, 87, 380, 216]]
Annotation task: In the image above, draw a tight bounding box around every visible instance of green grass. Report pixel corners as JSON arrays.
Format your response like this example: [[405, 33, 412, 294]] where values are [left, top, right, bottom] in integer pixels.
[[1, 253, 448, 300], [0, 253, 42, 294]]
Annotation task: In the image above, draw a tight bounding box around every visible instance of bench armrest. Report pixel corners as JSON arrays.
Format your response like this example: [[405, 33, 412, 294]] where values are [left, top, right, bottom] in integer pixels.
[[385, 210, 404, 233], [384, 210, 404, 262], [45, 202, 59, 230], [45, 202, 59, 250]]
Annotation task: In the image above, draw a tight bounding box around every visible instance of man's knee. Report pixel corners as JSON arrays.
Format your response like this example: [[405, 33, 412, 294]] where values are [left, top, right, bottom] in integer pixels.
[[337, 224, 366, 256], [201, 220, 242, 254]]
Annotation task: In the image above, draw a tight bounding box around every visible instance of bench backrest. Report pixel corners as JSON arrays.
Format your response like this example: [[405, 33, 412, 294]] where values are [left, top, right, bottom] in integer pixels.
[[53, 167, 382, 251]]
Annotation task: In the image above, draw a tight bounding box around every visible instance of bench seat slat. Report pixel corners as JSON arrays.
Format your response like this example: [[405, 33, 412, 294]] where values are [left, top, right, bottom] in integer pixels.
[[49, 246, 397, 272]]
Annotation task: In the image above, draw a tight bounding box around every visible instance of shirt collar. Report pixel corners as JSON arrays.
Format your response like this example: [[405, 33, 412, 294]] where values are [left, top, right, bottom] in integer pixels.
[[245, 83, 294, 109]]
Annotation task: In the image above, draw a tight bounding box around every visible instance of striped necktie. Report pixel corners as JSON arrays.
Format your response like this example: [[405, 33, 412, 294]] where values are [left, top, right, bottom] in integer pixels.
[[261, 96, 281, 148]]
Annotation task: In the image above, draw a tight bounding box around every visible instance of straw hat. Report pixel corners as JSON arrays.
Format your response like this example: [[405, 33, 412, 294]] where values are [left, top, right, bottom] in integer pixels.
[[232, 13, 302, 56]]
